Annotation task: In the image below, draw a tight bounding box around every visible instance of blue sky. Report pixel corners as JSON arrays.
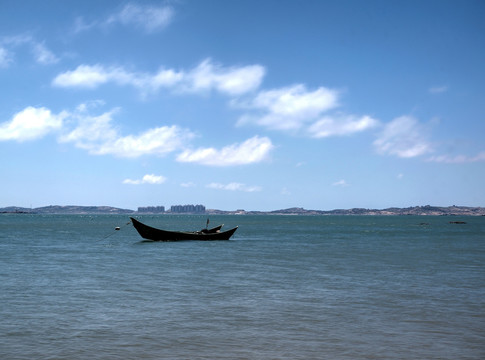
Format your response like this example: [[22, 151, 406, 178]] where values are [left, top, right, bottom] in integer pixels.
[[1, 0, 484, 211]]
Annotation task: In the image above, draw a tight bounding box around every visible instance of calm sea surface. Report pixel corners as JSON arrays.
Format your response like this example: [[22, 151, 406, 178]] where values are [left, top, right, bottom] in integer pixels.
[[0, 214, 484, 359]]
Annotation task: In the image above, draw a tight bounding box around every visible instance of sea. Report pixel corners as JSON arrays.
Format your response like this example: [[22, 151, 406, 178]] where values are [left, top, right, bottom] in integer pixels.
[[0, 214, 484, 360]]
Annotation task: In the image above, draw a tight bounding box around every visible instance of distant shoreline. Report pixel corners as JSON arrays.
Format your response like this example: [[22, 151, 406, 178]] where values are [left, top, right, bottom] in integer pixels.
[[1, 205, 484, 216]]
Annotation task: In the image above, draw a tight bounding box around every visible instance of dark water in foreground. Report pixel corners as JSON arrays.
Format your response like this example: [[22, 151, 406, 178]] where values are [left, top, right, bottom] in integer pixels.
[[0, 214, 484, 359]]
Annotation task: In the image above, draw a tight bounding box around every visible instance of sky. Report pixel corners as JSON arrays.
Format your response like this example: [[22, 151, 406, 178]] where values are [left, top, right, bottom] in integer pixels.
[[0, 0, 484, 211]]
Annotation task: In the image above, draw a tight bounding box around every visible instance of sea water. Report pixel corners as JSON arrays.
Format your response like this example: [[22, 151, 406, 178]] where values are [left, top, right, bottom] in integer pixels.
[[0, 214, 484, 359]]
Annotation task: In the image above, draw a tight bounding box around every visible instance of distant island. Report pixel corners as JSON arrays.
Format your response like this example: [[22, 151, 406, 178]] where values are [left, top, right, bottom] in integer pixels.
[[1, 205, 484, 216]]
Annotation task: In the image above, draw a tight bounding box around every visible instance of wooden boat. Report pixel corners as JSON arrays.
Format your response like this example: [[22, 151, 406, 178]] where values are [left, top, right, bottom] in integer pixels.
[[130, 217, 238, 241]]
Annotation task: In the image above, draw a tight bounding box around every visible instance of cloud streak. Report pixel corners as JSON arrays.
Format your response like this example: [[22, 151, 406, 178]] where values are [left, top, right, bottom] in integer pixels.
[[373, 116, 433, 158], [176, 136, 273, 166], [0, 35, 59, 67], [107, 3, 174, 33], [308, 114, 378, 138], [32, 42, 59, 65], [123, 174, 167, 185], [206, 182, 262, 192], [332, 179, 350, 187], [427, 152, 485, 163], [0, 47, 12, 67], [74, 3, 175, 34], [52, 59, 265, 96], [429, 85, 449, 94]]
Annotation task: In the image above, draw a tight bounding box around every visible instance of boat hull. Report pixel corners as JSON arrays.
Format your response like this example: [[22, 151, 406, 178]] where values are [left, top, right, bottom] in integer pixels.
[[130, 217, 237, 241]]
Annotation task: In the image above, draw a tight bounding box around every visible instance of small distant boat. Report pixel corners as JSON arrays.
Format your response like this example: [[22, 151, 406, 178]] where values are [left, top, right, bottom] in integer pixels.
[[130, 217, 238, 241]]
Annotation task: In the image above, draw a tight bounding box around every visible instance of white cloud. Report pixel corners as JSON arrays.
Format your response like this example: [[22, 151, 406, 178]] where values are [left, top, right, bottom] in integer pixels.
[[207, 182, 262, 192], [281, 187, 291, 195], [180, 182, 196, 188], [0, 106, 65, 142], [60, 109, 194, 158], [123, 174, 167, 185], [72, 17, 96, 34], [1, 104, 195, 158], [308, 114, 378, 138], [52, 59, 265, 96], [237, 84, 339, 131], [373, 116, 433, 158], [107, 3, 174, 33], [58, 109, 120, 149], [332, 179, 350, 187], [184, 59, 265, 95], [429, 85, 449, 94], [0, 34, 32, 46], [76, 100, 106, 113], [176, 135, 273, 166], [99, 126, 193, 158], [32, 42, 59, 65], [236, 85, 380, 140], [149, 68, 185, 89], [0, 47, 12, 67], [427, 152, 485, 163], [0, 35, 58, 66], [72, 3, 175, 34], [52, 64, 125, 88]]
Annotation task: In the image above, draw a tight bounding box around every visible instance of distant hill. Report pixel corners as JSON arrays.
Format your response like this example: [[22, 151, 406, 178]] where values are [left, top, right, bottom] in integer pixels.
[[0, 205, 134, 214], [1, 205, 484, 216], [211, 205, 485, 216]]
